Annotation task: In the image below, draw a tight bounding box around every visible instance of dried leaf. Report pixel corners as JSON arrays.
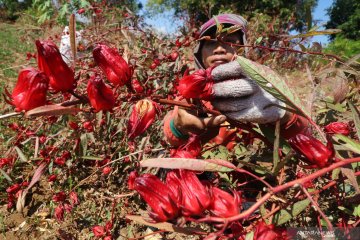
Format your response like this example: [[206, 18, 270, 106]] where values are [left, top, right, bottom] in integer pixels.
[[25, 105, 81, 117], [69, 14, 76, 63], [341, 168, 360, 194], [126, 215, 206, 235], [348, 100, 360, 138], [140, 158, 234, 172], [17, 163, 47, 213], [284, 29, 342, 39]]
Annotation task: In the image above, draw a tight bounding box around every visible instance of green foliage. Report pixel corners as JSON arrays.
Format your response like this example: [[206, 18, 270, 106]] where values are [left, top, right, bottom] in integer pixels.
[[325, 36, 360, 59], [146, 0, 318, 32], [326, 0, 360, 40], [32, 0, 55, 24], [0, 0, 32, 21]]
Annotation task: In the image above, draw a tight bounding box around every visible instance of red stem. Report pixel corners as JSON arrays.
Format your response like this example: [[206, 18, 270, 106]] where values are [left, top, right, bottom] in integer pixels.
[[197, 157, 360, 224]]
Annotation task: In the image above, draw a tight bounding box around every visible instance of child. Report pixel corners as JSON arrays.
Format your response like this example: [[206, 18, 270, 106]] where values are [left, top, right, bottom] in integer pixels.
[[164, 14, 309, 147]]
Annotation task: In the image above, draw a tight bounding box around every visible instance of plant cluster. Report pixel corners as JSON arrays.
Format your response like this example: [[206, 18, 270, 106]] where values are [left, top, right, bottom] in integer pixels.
[[0, 1, 359, 239]]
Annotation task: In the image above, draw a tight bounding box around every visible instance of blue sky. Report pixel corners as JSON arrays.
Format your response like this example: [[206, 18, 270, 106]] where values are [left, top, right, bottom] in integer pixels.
[[312, 0, 334, 44], [140, 0, 334, 44]]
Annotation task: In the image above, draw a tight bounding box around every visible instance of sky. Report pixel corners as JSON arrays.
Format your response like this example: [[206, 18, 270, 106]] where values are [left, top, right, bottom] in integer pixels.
[[140, 0, 334, 45], [311, 0, 334, 44]]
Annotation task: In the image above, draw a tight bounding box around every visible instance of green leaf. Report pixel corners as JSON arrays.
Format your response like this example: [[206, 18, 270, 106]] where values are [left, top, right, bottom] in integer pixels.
[[81, 156, 103, 161], [245, 231, 254, 240], [0, 169, 12, 182], [348, 100, 360, 138], [236, 56, 311, 118], [332, 134, 360, 154], [80, 133, 88, 156], [353, 205, 360, 217], [273, 199, 310, 225], [15, 146, 28, 162], [326, 102, 347, 113], [214, 146, 229, 160]]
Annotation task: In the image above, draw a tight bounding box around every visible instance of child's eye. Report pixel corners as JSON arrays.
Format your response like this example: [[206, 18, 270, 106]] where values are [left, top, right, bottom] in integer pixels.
[[223, 38, 240, 44]]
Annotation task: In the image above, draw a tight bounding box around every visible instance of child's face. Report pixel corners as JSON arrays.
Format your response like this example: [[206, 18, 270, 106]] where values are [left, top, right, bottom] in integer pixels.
[[201, 32, 242, 68]]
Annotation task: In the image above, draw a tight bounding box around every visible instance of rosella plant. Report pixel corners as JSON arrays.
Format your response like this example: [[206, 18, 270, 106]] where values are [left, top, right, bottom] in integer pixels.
[[0, 2, 359, 240]]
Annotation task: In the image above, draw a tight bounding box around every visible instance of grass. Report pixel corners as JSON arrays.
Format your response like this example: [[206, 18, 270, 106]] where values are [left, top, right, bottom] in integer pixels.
[[0, 22, 41, 87]]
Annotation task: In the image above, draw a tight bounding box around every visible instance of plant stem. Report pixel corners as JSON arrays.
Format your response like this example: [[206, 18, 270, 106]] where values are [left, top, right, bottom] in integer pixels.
[[197, 156, 360, 224], [300, 184, 333, 231]]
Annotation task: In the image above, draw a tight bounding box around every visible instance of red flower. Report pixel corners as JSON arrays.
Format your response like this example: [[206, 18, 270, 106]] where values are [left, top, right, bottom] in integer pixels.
[[6, 183, 21, 194], [54, 204, 65, 222], [166, 170, 211, 216], [102, 167, 112, 175], [169, 51, 179, 61], [128, 171, 179, 222], [54, 157, 66, 166], [127, 99, 158, 139], [104, 221, 113, 232], [324, 122, 351, 136], [77, 8, 86, 14], [0, 157, 14, 168], [208, 187, 241, 218], [48, 174, 57, 182], [87, 75, 115, 112], [83, 121, 93, 132], [92, 225, 105, 237], [253, 221, 287, 240], [93, 43, 133, 87], [9, 68, 49, 111], [68, 121, 79, 130], [69, 191, 79, 206], [131, 79, 144, 93], [64, 203, 73, 213], [288, 134, 334, 168], [170, 136, 202, 158], [53, 191, 67, 202], [177, 68, 214, 100], [36, 40, 75, 92]]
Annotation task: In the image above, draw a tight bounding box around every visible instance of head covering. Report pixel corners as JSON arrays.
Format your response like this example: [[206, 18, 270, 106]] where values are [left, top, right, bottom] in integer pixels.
[[194, 13, 248, 69]]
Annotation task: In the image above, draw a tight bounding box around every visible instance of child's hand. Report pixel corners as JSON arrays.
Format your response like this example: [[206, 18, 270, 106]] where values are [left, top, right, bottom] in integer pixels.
[[173, 108, 227, 136], [210, 61, 286, 124]]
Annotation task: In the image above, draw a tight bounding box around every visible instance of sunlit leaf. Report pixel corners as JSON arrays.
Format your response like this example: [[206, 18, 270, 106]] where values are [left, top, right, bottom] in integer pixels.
[[140, 158, 234, 172], [284, 29, 342, 39], [332, 134, 360, 154], [25, 105, 81, 117]]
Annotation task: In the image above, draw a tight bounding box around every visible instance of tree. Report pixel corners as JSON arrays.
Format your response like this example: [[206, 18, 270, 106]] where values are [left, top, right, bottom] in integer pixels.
[[0, 0, 32, 21], [326, 0, 360, 40], [146, 0, 318, 32]]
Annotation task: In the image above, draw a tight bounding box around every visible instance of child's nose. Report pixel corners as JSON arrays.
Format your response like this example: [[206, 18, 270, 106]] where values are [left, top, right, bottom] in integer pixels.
[[213, 43, 227, 54]]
